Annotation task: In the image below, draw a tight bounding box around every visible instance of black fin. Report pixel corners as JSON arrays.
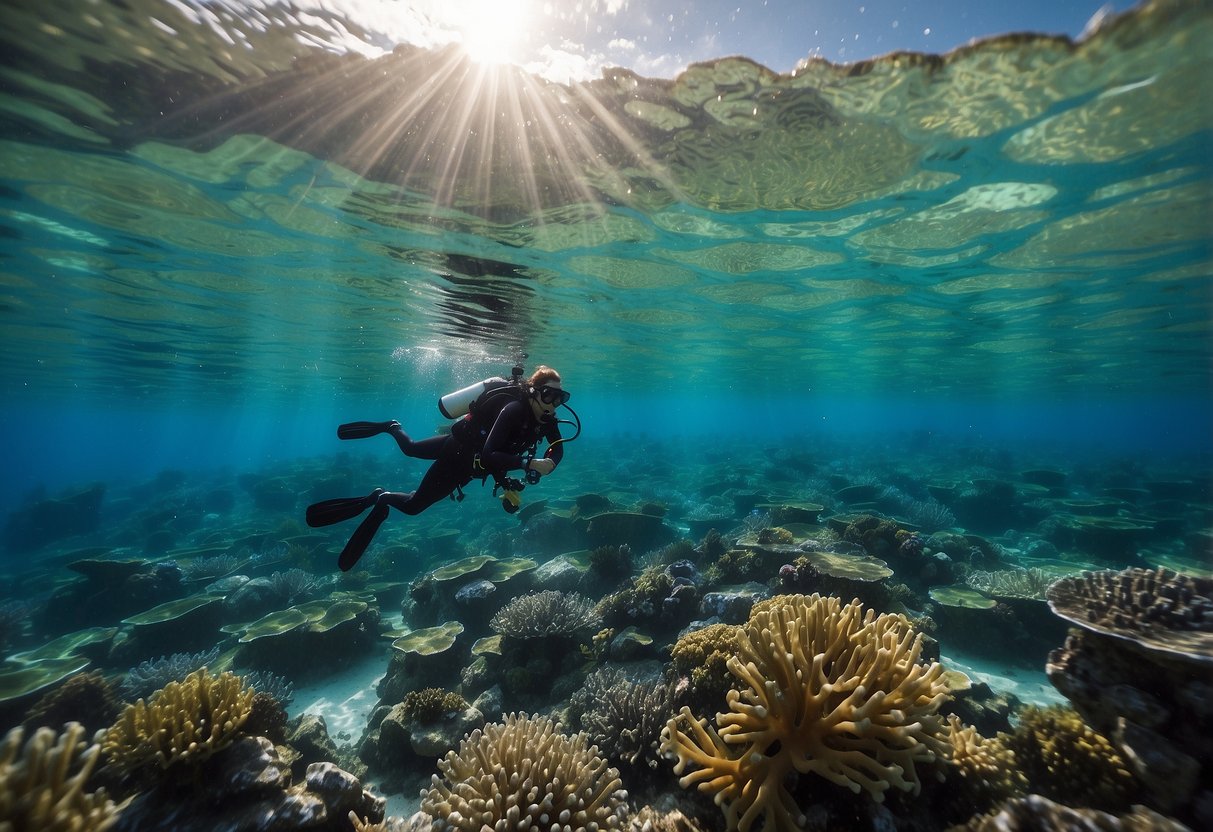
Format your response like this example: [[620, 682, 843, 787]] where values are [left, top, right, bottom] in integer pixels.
[[338, 503, 389, 572], [337, 421, 396, 440], [305, 489, 383, 527]]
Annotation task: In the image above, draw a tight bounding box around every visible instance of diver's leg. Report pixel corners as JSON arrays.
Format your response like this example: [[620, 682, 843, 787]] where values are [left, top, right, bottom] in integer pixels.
[[379, 447, 471, 516], [389, 426, 446, 460]]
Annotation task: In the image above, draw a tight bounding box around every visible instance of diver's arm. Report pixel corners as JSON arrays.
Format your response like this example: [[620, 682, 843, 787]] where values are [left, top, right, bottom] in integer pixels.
[[542, 423, 564, 468]]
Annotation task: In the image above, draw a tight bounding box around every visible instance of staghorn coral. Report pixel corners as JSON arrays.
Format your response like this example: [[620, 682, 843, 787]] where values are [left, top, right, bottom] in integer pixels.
[[0, 722, 123, 832], [966, 567, 1055, 601], [490, 590, 602, 639], [420, 712, 629, 831], [571, 667, 677, 770], [102, 667, 255, 772], [118, 646, 221, 702], [661, 593, 952, 832], [943, 715, 1026, 807], [269, 568, 322, 603], [999, 704, 1137, 812], [238, 669, 295, 706], [400, 688, 469, 724]]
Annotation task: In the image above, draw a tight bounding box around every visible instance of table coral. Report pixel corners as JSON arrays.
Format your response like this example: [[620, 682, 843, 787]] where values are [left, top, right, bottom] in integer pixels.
[[420, 712, 629, 831], [661, 593, 952, 832], [102, 667, 255, 772]]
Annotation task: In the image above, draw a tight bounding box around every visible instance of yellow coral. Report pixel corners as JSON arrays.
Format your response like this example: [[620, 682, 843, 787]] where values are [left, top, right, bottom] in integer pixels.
[[944, 715, 1025, 801], [421, 712, 628, 831], [999, 705, 1137, 811], [661, 594, 952, 832], [102, 667, 254, 772], [0, 722, 122, 832]]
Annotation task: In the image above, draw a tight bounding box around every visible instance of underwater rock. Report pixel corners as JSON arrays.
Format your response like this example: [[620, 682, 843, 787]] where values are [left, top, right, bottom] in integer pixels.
[[698, 582, 769, 624], [38, 560, 186, 637], [529, 553, 586, 591], [941, 680, 1017, 737], [453, 579, 496, 608], [111, 734, 383, 832], [1115, 718, 1199, 813], [955, 794, 1190, 832], [287, 713, 341, 775], [2, 483, 104, 553]]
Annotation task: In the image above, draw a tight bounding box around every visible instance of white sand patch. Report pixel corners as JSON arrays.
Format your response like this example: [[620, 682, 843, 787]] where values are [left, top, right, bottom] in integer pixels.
[[941, 648, 1068, 709]]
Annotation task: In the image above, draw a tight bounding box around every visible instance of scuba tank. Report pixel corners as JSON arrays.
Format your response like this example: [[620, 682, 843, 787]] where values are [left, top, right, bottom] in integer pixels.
[[437, 364, 525, 419]]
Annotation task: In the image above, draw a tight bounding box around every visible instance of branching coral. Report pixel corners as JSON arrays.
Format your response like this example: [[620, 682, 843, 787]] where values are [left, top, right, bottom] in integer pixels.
[[420, 712, 629, 831], [118, 646, 221, 702], [1, 722, 123, 832], [102, 667, 255, 772], [572, 667, 677, 770], [400, 688, 469, 724], [999, 704, 1137, 811], [490, 591, 602, 639], [669, 623, 746, 711], [661, 593, 952, 832], [965, 567, 1054, 601], [944, 715, 1025, 806]]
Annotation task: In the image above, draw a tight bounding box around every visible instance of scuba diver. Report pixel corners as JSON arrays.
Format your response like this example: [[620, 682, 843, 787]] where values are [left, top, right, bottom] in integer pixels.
[[306, 364, 577, 571]]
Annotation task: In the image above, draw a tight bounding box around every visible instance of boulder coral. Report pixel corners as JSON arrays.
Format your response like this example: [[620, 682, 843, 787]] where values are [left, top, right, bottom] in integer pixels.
[[102, 667, 255, 772], [661, 593, 952, 832], [420, 712, 629, 831]]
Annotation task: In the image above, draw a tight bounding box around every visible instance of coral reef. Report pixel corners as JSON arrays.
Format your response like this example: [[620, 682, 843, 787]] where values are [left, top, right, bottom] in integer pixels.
[[23, 671, 122, 737], [954, 794, 1189, 831], [118, 646, 221, 702], [668, 623, 745, 713], [102, 667, 255, 772], [1000, 705, 1137, 812], [661, 594, 952, 832], [420, 712, 629, 831], [0, 722, 123, 832], [237, 669, 295, 707], [571, 666, 677, 770], [965, 567, 1055, 601], [942, 715, 1025, 810], [400, 688, 469, 724], [268, 567, 323, 603], [1047, 568, 1213, 658], [489, 590, 602, 639]]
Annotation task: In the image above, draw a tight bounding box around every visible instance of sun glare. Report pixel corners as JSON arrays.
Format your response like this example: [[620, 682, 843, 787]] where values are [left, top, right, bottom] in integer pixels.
[[459, 0, 532, 66]]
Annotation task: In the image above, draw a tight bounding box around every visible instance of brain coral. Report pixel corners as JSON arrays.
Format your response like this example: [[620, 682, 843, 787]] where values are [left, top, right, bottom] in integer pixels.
[[489, 590, 602, 639], [420, 712, 628, 831], [661, 593, 951, 832], [1, 722, 122, 832], [102, 667, 255, 772]]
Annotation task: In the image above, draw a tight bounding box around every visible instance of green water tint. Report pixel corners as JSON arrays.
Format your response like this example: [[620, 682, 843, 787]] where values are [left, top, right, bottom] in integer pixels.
[[0, 0, 1210, 397]]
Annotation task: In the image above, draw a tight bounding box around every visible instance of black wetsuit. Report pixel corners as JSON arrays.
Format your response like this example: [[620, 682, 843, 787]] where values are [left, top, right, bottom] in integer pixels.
[[382, 398, 564, 516]]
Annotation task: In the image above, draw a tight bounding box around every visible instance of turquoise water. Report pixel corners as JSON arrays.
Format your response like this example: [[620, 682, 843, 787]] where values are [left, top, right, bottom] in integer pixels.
[[1, 0, 1210, 509], [0, 0, 1211, 827]]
